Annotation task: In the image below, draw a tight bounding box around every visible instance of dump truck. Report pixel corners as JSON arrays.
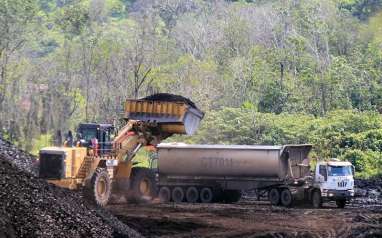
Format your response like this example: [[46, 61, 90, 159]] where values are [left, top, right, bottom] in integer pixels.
[[153, 143, 355, 208], [38, 94, 204, 206]]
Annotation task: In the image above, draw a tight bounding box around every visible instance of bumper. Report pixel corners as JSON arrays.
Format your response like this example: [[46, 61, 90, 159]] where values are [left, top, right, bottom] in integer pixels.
[[322, 190, 354, 201]]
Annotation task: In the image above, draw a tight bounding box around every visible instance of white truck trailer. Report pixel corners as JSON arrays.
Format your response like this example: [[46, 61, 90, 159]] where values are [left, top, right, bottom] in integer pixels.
[[152, 143, 354, 208]]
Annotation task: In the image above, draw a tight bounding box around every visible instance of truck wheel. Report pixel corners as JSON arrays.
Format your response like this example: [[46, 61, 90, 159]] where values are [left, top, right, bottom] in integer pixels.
[[223, 190, 242, 203], [269, 188, 280, 206], [186, 187, 199, 203], [172, 187, 184, 203], [200, 187, 213, 203], [312, 190, 322, 208], [280, 189, 293, 207], [129, 167, 157, 201], [336, 199, 346, 208], [85, 168, 111, 207], [158, 187, 171, 202]]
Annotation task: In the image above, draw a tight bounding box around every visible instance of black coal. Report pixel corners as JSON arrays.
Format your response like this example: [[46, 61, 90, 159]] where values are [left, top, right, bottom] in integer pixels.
[[0, 137, 141, 238], [142, 93, 199, 110], [0, 137, 38, 176]]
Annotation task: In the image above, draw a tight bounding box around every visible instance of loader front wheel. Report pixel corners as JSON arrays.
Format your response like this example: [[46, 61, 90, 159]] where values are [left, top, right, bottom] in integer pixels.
[[86, 168, 111, 207], [129, 167, 157, 201]]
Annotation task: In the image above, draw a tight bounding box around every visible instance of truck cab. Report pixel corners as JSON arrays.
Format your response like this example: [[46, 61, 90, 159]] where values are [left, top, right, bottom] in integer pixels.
[[312, 159, 355, 208]]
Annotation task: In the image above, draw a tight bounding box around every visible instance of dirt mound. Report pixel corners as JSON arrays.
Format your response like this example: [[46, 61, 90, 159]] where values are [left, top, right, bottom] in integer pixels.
[[142, 93, 199, 110], [0, 136, 38, 176], [0, 156, 141, 238]]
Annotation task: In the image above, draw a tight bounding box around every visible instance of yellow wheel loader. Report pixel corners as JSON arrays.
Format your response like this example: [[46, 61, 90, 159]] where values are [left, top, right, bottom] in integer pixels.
[[38, 94, 204, 206]]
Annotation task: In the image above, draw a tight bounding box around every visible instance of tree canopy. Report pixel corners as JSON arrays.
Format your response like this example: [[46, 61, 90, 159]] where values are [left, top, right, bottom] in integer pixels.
[[0, 0, 381, 177]]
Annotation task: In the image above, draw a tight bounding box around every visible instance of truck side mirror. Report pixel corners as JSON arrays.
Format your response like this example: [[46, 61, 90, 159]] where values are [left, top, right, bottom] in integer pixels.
[[351, 165, 355, 176]]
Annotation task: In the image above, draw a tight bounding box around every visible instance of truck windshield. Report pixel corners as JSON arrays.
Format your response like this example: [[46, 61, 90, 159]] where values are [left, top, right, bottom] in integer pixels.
[[81, 129, 97, 141], [328, 166, 352, 176]]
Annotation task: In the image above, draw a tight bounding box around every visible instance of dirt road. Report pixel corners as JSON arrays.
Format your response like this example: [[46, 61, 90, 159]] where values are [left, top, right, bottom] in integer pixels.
[[108, 197, 382, 238]]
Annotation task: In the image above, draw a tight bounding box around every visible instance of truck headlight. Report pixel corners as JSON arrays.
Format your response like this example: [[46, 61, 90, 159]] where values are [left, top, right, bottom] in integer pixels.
[[328, 193, 334, 197]]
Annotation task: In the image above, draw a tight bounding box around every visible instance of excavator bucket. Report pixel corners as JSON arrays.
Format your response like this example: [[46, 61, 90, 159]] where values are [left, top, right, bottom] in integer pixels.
[[124, 93, 204, 135]]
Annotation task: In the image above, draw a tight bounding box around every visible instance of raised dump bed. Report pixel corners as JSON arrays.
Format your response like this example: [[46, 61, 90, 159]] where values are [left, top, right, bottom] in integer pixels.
[[125, 93, 204, 135]]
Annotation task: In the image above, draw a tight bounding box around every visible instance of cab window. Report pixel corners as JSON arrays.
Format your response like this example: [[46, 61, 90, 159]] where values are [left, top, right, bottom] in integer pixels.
[[328, 166, 352, 176], [319, 165, 327, 181]]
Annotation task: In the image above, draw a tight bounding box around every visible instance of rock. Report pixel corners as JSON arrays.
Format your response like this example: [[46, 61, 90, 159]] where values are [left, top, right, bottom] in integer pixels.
[[355, 188, 367, 197], [368, 189, 381, 198]]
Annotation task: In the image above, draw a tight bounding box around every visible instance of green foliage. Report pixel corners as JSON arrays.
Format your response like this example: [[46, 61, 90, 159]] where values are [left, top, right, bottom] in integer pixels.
[[341, 149, 382, 178], [55, 1, 90, 37], [30, 133, 52, 155], [2, 0, 382, 179], [339, 0, 382, 20]]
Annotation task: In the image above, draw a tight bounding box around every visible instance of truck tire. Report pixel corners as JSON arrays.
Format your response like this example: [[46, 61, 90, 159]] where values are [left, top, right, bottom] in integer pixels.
[[280, 189, 293, 207], [312, 190, 322, 208], [159, 186, 171, 202], [129, 167, 157, 201], [336, 199, 346, 208], [223, 190, 242, 203], [172, 187, 185, 203], [200, 187, 213, 203], [186, 187, 199, 203], [269, 188, 280, 206], [85, 168, 111, 207]]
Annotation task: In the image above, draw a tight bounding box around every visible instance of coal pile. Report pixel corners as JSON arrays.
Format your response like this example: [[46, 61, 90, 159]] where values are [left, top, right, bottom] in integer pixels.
[[0, 136, 141, 238], [0, 156, 141, 238], [142, 93, 199, 110], [354, 178, 382, 205], [0, 137, 38, 176]]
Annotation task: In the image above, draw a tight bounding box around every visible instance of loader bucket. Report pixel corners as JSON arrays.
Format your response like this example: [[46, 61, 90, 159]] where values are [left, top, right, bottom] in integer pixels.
[[124, 93, 204, 135]]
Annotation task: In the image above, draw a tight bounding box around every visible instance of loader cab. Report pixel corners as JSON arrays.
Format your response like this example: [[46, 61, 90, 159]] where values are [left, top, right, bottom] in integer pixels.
[[77, 123, 115, 156]]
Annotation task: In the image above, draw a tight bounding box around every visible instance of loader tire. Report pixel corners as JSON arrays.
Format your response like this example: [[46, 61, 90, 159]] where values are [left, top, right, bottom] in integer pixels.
[[85, 168, 111, 207], [129, 167, 157, 201]]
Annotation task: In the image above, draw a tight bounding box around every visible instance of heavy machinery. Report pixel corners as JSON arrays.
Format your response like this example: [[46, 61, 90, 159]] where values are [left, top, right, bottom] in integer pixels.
[[38, 94, 204, 206], [152, 143, 355, 208]]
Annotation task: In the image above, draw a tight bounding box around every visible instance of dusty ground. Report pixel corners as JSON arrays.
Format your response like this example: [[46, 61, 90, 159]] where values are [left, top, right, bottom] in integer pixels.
[[107, 197, 382, 238]]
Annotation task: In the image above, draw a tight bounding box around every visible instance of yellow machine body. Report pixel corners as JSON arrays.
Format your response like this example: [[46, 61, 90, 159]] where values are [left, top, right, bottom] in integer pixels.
[[38, 95, 204, 205], [125, 99, 204, 135], [39, 147, 88, 189]]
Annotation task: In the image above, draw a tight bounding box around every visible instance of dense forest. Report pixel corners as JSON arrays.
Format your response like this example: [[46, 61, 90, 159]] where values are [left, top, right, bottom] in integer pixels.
[[0, 0, 381, 177]]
